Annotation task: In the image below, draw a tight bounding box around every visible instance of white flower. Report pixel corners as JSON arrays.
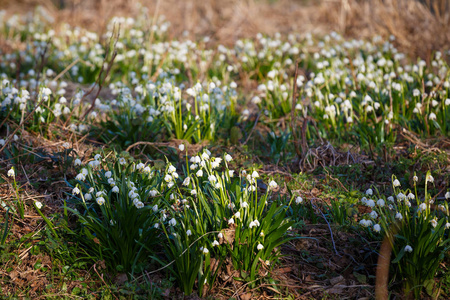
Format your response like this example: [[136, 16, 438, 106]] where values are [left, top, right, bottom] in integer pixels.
[[136, 163, 145, 170], [169, 218, 177, 226], [96, 197, 105, 205], [186, 230, 192, 236], [251, 171, 259, 178], [413, 175, 418, 182], [191, 189, 197, 195], [112, 186, 119, 193], [168, 165, 176, 173], [407, 193, 415, 200], [370, 211, 378, 219], [268, 180, 278, 190], [104, 171, 112, 178], [445, 192, 450, 200], [228, 170, 234, 177], [225, 154, 233, 162], [257, 243, 264, 251], [72, 187, 80, 195], [178, 144, 185, 151], [366, 199, 375, 208], [377, 199, 385, 207], [366, 189, 373, 196], [429, 112, 437, 121], [94, 154, 102, 161], [445, 223, 450, 229], [182, 177, 190, 186], [7, 168, 15, 177], [418, 203, 427, 212], [395, 212, 403, 220], [387, 196, 394, 202], [249, 221, 257, 228], [164, 174, 172, 182], [373, 224, 381, 232], [404, 245, 413, 253], [75, 173, 86, 181], [426, 174, 434, 183], [35, 201, 43, 209], [430, 219, 438, 228], [202, 247, 209, 254], [393, 179, 401, 187], [212, 240, 219, 247], [208, 175, 217, 184], [84, 193, 92, 201], [196, 169, 203, 177], [218, 232, 223, 239], [119, 157, 126, 165], [74, 158, 82, 166], [295, 196, 303, 204], [154, 223, 160, 229], [228, 218, 235, 225], [0, 139, 5, 146]]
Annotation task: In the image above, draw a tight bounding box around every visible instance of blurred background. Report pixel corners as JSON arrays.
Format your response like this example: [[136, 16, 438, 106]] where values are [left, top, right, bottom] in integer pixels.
[[0, 0, 449, 59]]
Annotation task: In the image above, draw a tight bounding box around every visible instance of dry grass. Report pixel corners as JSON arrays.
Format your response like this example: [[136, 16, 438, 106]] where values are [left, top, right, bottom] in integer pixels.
[[1, 0, 448, 59]]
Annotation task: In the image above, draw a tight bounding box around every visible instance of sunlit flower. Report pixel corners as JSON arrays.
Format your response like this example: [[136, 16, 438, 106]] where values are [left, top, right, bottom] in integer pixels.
[[295, 196, 303, 204], [186, 230, 192, 236], [196, 169, 203, 177], [225, 154, 233, 162], [257, 243, 264, 251], [268, 180, 278, 190], [35, 201, 43, 209], [112, 186, 119, 193], [228, 218, 234, 225], [169, 218, 177, 226], [72, 187, 80, 194], [426, 174, 434, 183], [212, 240, 219, 247], [393, 179, 400, 187], [74, 158, 82, 166], [179, 144, 185, 151], [105, 171, 112, 178], [430, 218, 438, 228]]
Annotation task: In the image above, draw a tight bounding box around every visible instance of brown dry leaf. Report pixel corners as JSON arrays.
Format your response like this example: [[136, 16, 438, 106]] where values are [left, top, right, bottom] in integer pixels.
[[223, 226, 235, 245], [330, 275, 345, 286], [114, 273, 128, 285], [240, 292, 252, 300]]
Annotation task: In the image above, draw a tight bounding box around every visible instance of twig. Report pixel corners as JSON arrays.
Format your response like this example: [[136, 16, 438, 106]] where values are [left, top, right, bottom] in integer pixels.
[[310, 200, 340, 256], [291, 59, 302, 157], [242, 112, 261, 145], [125, 141, 170, 156]]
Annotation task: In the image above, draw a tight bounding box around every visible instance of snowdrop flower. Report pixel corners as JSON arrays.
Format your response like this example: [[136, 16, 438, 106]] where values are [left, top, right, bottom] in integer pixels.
[[186, 230, 192, 236], [136, 163, 145, 170], [208, 175, 217, 183], [182, 177, 190, 186], [370, 211, 378, 219], [96, 197, 105, 205], [228, 218, 235, 225], [35, 201, 43, 209], [154, 223, 160, 229], [168, 165, 176, 173], [377, 199, 385, 207], [202, 247, 209, 254], [445, 192, 450, 200], [445, 223, 450, 229], [429, 113, 437, 121], [241, 201, 249, 209], [430, 219, 438, 228], [413, 175, 418, 182], [212, 240, 219, 247], [249, 221, 257, 228], [426, 174, 434, 183], [135, 201, 144, 209], [178, 144, 185, 151], [268, 180, 278, 190], [108, 178, 115, 185], [119, 157, 126, 165], [191, 189, 197, 195], [257, 243, 264, 251], [74, 158, 82, 166], [395, 212, 403, 220], [94, 154, 102, 161], [218, 232, 223, 239], [169, 218, 177, 226], [7, 168, 15, 177], [196, 169, 203, 177], [407, 193, 415, 200], [234, 212, 241, 219], [228, 170, 234, 177], [75, 173, 86, 181], [393, 179, 401, 187], [105, 171, 112, 178], [72, 187, 80, 194], [366, 199, 375, 208], [373, 224, 381, 232], [112, 186, 119, 193], [251, 171, 259, 178], [366, 188, 373, 196], [404, 245, 413, 253], [164, 174, 172, 182], [295, 196, 303, 204], [225, 154, 233, 162], [387, 196, 394, 202]]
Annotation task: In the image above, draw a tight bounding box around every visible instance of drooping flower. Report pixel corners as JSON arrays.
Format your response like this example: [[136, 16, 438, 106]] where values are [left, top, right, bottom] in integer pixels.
[[35, 201, 43, 209], [393, 179, 401, 187], [373, 224, 381, 232], [7, 168, 14, 177], [257, 243, 264, 251], [96, 197, 105, 205], [112, 186, 119, 193], [268, 180, 278, 190], [404, 245, 413, 253], [296, 196, 303, 204]]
